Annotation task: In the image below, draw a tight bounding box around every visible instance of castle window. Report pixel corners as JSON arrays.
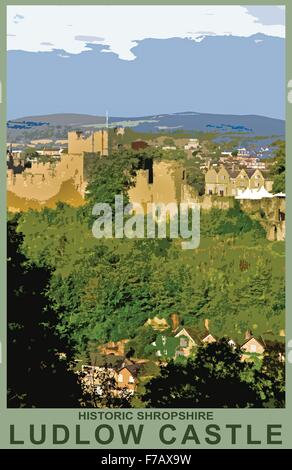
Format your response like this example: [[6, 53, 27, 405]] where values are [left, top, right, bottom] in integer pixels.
[[279, 210, 285, 222], [143, 158, 153, 184]]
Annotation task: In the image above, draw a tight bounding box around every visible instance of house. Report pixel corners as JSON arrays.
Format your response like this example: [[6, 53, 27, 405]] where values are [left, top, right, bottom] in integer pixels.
[[37, 148, 62, 156], [145, 316, 169, 331], [114, 127, 125, 136], [131, 140, 149, 151], [205, 165, 273, 196], [117, 365, 140, 394], [97, 339, 129, 357], [80, 354, 140, 395], [237, 148, 250, 157], [174, 327, 216, 358], [240, 335, 265, 360], [184, 138, 200, 151]]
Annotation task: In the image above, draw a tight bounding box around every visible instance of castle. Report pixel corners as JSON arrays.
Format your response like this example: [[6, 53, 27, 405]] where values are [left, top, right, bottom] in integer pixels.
[[7, 129, 194, 213], [7, 130, 108, 211]]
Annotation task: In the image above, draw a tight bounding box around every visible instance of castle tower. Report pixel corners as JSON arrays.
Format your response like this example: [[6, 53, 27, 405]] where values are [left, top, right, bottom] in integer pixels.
[[68, 129, 108, 156]]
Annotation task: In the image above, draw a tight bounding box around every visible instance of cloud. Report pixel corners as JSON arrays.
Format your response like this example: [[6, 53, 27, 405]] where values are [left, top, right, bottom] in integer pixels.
[[7, 5, 285, 60], [75, 35, 104, 42], [13, 14, 24, 24]]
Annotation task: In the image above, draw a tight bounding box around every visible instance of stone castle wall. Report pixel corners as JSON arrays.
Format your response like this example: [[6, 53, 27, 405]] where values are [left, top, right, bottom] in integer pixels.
[[7, 154, 85, 203], [7, 130, 109, 211], [68, 130, 108, 156], [128, 160, 185, 213]]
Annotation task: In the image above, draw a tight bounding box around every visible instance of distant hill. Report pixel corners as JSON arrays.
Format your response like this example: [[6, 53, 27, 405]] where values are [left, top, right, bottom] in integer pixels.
[[8, 111, 284, 136], [8, 113, 107, 127]]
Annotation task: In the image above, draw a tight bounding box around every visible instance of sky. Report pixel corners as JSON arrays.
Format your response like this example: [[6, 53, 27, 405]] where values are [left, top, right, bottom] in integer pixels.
[[7, 5, 285, 119]]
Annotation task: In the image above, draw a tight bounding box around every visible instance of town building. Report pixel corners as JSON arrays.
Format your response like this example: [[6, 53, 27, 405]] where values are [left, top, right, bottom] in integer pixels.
[[205, 166, 273, 197], [114, 126, 125, 136], [36, 148, 62, 157], [174, 327, 216, 358], [240, 331, 266, 360], [184, 138, 200, 151], [117, 365, 140, 394], [80, 355, 140, 396], [97, 339, 129, 357], [131, 140, 149, 151], [237, 148, 250, 157]]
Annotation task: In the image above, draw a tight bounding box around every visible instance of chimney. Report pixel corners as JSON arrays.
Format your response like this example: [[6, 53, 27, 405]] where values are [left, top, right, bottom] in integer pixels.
[[170, 313, 179, 331], [204, 319, 209, 331], [245, 329, 253, 340]]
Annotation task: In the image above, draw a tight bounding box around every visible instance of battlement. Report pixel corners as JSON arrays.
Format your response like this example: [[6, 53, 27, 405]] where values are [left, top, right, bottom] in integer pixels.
[[68, 130, 108, 156], [7, 129, 109, 211], [7, 153, 86, 203]]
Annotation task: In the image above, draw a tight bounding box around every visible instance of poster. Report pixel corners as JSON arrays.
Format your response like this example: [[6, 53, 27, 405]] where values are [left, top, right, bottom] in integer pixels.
[[0, 0, 291, 458]]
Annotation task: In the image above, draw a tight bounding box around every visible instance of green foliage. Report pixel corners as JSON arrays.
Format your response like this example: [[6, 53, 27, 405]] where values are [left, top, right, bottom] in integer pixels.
[[14, 198, 284, 355], [142, 339, 285, 408], [20, 147, 39, 159], [7, 218, 83, 407], [125, 326, 157, 359], [185, 160, 205, 195], [253, 346, 285, 407], [11, 145, 284, 405], [270, 140, 285, 193], [200, 206, 265, 238], [85, 149, 140, 211], [150, 333, 180, 360], [163, 138, 175, 146], [142, 340, 262, 407]]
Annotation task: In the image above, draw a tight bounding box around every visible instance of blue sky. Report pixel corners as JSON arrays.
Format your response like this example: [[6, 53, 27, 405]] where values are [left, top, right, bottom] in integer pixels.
[[7, 5, 285, 119]]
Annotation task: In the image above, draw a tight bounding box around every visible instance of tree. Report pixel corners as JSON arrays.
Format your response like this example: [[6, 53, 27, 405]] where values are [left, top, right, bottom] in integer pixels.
[[186, 162, 205, 195], [253, 347, 285, 408], [142, 340, 262, 408], [270, 140, 285, 193], [163, 138, 175, 147], [85, 149, 140, 211], [7, 218, 83, 407], [21, 147, 39, 159]]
